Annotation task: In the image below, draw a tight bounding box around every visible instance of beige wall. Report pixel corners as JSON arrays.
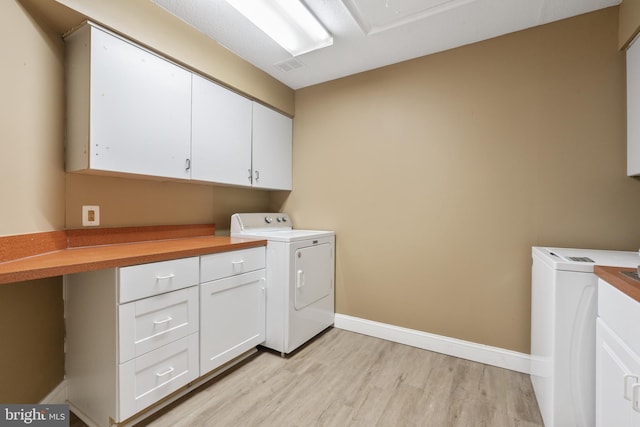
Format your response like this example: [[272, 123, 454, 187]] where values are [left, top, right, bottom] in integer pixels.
[[0, 1, 66, 403], [2, 1, 66, 237], [65, 174, 270, 229], [0, 278, 65, 403], [282, 7, 640, 353]]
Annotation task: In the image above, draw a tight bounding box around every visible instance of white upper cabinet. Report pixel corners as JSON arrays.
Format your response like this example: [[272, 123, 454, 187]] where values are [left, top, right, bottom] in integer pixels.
[[65, 23, 192, 180], [191, 75, 253, 186], [192, 77, 292, 190], [628, 35, 640, 176], [65, 22, 292, 189], [252, 102, 293, 190]]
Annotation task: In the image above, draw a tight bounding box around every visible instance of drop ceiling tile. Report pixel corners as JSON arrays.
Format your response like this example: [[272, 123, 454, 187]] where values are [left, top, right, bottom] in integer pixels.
[[342, 0, 479, 34]]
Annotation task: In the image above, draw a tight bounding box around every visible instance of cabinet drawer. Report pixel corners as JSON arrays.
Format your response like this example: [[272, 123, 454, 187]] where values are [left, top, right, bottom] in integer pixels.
[[119, 257, 199, 303], [118, 333, 199, 421], [200, 247, 265, 282], [119, 286, 199, 363], [598, 279, 640, 356]]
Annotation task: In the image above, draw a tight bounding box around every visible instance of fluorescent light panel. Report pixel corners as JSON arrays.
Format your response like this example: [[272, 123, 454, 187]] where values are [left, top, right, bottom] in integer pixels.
[[225, 0, 333, 56]]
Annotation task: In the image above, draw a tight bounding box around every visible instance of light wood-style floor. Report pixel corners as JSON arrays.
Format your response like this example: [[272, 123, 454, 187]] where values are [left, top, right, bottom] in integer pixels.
[[73, 328, 543, 427]]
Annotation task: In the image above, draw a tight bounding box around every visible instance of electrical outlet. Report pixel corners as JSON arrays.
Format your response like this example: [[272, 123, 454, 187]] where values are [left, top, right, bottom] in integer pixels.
[[82, 205, 100, 226]]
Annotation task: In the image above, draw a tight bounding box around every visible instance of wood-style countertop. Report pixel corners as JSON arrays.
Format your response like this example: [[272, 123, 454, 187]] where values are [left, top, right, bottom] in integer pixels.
[[595, 265, 640, 303], [0, 224, 266, 285]]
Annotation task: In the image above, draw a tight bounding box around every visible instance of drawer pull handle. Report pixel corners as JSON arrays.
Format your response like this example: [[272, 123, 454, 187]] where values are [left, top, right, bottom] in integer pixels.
[[155, 273, 176, 281], [231, 260, 244, 272], [156, 367, 174, 377], [153, 316, 173, 325], [625, 374, 639, 400]]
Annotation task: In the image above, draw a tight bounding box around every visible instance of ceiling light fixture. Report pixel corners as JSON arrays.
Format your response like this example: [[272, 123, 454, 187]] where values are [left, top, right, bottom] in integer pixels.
[[224, 0, 333, 57]]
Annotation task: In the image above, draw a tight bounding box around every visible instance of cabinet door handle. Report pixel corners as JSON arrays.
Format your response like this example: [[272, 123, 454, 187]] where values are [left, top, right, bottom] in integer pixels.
[[153, 316, 173, 325], [156, 366, 175, 377], [155, 273, 176, 281], [625, 374, 639, 400], [185, 158, 191, 171], [248, 169, 252, 183], [633, 384, 640, 412], [254, 170, 260, 182]]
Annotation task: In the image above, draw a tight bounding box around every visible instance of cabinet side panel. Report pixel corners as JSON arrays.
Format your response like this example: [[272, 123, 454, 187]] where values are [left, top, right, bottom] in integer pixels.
[[65, 269, 118, 427], [64, 25, 91, 172]]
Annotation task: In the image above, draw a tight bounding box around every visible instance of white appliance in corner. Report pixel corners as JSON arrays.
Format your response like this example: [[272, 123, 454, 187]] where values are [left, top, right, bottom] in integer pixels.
[[531, 247, 640, 427], [231, 213, 335, 355]]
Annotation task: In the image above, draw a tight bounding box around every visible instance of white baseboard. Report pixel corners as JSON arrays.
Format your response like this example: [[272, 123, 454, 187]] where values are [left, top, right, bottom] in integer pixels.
[[40, 380, 68, 404], [334, 314, 531, 374]]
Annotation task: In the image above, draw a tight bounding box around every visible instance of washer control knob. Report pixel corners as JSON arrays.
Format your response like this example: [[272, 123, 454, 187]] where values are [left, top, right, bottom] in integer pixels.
[[281, 217, 287, 222], [264, 216, 273, 224], [276, 217, 282, 222]]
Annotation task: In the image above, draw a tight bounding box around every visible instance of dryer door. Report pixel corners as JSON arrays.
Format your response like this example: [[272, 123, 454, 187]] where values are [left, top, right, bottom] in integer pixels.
[[294, 242, 333, 310]]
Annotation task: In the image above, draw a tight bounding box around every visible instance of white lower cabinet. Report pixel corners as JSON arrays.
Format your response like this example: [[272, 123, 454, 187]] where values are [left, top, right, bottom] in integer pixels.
[[596, 320, 640, 426], [66, 249, 266, 427], [200, 248, 266, 375], [596, 279, 640, 426], [200, 269, 266, 374], [66, 258, 200, 427]]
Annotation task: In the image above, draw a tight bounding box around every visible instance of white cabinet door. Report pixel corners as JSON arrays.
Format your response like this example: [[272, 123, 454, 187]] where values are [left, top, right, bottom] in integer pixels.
[[66, 24, 192, 180], [628, 35, 640, 175], [596, 319, 640, 427], [90, 27, 192, 179], [200, 269, 266, 375], [251, 102, 292, 190], [191, 75, 253, 185]]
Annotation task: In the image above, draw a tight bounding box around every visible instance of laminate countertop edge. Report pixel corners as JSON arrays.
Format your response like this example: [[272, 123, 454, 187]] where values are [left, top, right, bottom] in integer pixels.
[[0, 235, 267, 286], [595, 265, 640, 303]]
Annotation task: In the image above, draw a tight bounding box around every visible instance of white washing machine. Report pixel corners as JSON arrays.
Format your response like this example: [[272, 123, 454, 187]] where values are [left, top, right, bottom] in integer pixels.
[[531, 246, 640, 427], [231, 213, 335, 355]]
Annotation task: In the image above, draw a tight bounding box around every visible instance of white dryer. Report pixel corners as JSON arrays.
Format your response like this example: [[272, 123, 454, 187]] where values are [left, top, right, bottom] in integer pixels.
[[231, 213, 335, 355]]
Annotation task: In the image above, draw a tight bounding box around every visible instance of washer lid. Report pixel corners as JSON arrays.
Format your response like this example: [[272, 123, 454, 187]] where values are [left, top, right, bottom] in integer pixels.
[[532, 246, 640, 272]]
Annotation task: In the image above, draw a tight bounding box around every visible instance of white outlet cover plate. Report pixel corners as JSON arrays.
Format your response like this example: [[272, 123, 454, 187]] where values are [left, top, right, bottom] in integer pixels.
[[82, 205, 100, 226]]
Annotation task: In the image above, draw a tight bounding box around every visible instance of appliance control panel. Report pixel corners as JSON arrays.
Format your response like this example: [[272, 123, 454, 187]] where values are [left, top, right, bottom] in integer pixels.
[[231, 213, 292, 233], [265, 216, 288, 224]]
